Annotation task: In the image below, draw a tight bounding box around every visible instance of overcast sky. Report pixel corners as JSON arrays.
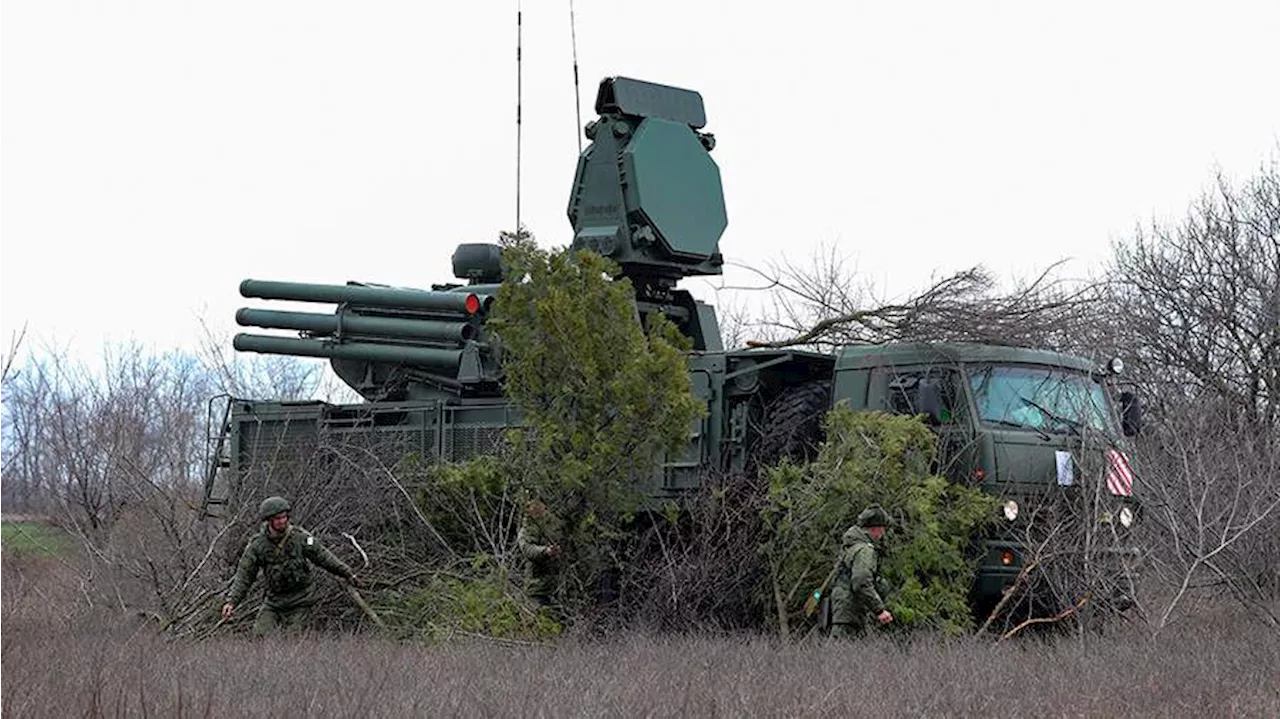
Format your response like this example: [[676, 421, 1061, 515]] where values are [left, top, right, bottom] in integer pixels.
[[3, 1, 1279, 365]]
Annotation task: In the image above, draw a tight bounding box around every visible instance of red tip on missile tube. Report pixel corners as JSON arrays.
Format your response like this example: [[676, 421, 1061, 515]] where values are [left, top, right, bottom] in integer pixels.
[[465, 293, 481, 314]]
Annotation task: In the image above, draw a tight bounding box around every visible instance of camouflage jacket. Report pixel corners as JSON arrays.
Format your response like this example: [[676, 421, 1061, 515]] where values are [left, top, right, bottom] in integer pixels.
[[226, 523, 355, 610], [516, 516, 558, 564], [829, 525, 887, 625]]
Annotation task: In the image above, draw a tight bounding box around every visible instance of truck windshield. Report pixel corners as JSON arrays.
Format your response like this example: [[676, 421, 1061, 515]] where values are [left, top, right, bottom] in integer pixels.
[[967, 365, 1117, 435]]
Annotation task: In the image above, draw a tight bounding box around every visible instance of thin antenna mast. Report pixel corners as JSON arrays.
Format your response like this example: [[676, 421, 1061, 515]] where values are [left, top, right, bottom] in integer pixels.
[[569, 0, 582, 154], [515, 0, 524, 233]]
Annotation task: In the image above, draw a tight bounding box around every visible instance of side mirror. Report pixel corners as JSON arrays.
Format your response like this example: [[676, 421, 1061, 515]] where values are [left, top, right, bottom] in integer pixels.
[[1119, 390, 1143, 437], [917, 378, 943, 424]]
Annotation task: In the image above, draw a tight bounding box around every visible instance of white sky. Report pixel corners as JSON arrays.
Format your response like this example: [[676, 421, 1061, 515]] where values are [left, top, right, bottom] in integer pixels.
[[3, 1, 1279, 364]]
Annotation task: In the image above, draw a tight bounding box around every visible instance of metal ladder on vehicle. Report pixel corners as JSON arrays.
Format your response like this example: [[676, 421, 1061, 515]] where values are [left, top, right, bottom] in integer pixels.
[[201, 394, 233, 519]]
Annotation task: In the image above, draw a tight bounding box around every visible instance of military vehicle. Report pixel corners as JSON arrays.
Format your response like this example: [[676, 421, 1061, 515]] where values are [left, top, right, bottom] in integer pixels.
[[831, 342, 1143, 613], [204, 76, 1141, 616]]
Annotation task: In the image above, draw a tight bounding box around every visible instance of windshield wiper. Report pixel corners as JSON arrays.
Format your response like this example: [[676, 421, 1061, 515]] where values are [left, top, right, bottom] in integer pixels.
[[1018, 396, 1082, 436]]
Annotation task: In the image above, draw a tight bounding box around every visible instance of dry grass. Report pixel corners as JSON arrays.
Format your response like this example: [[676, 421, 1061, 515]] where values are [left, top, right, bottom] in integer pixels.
[[4, 619, 1276, 717], [4, 554, 1278, 718]]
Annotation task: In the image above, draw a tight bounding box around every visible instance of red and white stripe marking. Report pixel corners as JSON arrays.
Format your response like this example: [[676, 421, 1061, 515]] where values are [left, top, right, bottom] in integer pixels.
[[1105, 448, 1134, 496]]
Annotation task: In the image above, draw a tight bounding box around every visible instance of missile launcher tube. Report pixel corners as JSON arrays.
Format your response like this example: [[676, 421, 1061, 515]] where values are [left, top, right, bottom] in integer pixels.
[[233, 334, 463, 369], [235, 308, 476, 342], [239, 279, 491, 314]]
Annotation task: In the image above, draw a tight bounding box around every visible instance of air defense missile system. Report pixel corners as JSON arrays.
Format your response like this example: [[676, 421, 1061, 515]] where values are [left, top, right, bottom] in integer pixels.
[[230, 77, 738, 404], [206, 75, 1142, 616], [207, 76, 835, 517]]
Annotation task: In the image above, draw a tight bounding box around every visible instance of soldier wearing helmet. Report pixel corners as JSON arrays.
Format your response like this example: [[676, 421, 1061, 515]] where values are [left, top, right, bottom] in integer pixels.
[[220, 496, 365, 636], [828, 504, 895, 637]]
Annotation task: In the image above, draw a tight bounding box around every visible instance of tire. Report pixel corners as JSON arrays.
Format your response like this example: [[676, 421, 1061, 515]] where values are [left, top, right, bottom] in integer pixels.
[[753, 380, 831, 469]]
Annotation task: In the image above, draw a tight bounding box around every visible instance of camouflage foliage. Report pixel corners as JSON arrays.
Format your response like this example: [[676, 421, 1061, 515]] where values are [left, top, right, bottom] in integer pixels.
[[761, 406, 999, 636], [392, 235, 704, 628]]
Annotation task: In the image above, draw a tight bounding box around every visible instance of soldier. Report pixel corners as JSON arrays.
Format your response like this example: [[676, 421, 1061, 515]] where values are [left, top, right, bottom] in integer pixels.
[[220, 496, 365, 637], [516, 499, 560, 607], [828, 504, 894, 638]]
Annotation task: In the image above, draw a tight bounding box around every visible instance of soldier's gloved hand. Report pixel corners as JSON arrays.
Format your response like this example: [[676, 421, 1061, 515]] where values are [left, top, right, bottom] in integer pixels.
[[221, 602, 235, 620], [348, 575, 366, 589], [877, 609, 894, 625]]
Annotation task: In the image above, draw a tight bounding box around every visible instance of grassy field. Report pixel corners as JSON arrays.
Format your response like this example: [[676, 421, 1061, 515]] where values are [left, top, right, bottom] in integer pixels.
[[3, 554, 1277, 717], [0, 520, 70, 557]]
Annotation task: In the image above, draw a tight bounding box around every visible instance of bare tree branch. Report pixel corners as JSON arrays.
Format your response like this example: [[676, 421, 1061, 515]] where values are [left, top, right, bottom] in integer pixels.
[[735, 243, 1102, 353]]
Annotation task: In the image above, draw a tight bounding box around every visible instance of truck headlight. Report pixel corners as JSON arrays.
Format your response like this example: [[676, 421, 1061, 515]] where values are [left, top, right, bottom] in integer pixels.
[[1003, 500, 1019, 521], [1119, 506, 1134, 528]]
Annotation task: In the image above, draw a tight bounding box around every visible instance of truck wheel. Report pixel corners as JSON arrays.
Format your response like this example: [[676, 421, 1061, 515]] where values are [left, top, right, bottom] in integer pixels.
[[754, 380, 830, 469]]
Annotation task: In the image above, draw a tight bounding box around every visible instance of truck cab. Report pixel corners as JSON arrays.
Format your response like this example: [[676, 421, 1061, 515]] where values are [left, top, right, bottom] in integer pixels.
[[832, 342, 1143, 608]]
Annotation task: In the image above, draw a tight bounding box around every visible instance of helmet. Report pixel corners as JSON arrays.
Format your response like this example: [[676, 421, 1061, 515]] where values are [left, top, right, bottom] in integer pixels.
[[258, 496, 291, 521], [857, 504, 889, 528]]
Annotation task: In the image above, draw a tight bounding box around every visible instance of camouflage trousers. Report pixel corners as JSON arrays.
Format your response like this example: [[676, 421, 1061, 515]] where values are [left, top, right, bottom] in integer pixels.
[[828, 621, 870, 639], [525, 570, 557, 607], [252, 602, 313, 637]]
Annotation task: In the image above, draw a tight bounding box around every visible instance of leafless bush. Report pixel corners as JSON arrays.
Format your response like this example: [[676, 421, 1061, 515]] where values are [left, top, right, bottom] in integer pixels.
[[3, 340, 223, 527], [203, 437, 448, 634], [619, 471, 772, 632], [0, 338, 360, 632], [978, 451, 1145, 639], [1131, 401, 1280, 630], [732, 242, 1101, 353], [1104, 159, 1279, 429], [201, 426, 563, 639], [1, 325, 30, 507], [1097, 157, 1280, 624], [0, 323, 26, 385]]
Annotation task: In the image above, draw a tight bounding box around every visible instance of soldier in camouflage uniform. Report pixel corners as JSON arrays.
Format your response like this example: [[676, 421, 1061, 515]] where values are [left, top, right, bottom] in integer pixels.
[[220, 496, 364, 637], [828, 504, 895, 638], [516, 499, 560, 607]]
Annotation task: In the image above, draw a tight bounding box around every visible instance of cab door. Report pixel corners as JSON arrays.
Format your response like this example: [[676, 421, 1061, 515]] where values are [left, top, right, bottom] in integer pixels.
[[876, 365, 978, 484]]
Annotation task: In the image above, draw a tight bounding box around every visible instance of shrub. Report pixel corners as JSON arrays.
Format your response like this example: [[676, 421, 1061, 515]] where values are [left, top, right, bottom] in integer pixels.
[[761, 406, 999, 636]]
